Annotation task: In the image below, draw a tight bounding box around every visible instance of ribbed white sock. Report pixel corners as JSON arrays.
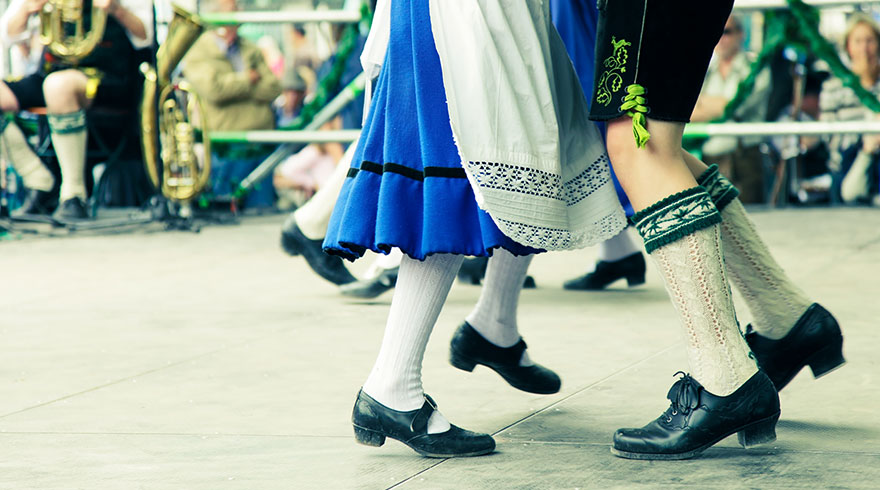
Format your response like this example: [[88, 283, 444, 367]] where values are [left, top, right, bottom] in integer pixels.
[[293, 144, 354, 240], [650, 224, 758, 396], [1, 121, 54, 192], [361, 253, 463, 434], [465, 249, 534, 366], [720, 200, 813, 340], [48, 111, 88, 201], [597, 227, 641, 262]]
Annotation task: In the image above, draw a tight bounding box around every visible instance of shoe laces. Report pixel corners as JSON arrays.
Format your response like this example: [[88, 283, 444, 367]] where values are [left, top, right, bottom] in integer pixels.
[[662, 372, 703, 425]]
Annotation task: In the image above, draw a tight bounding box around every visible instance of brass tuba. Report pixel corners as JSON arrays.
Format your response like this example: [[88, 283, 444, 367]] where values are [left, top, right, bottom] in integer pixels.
[[140, 5, 211, 203], [39, 0, 107, 63]]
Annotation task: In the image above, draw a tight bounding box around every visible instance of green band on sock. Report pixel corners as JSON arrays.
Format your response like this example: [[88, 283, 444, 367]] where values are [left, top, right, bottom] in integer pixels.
[[696, 164, 740, 212], [48, 110, 86, 135], [631, 186, 721, 254]]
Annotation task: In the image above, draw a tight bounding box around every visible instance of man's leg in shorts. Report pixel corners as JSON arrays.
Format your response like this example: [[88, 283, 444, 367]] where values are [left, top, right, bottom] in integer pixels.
[[43, 69, 91, 218], [1, 80, 56, 193]]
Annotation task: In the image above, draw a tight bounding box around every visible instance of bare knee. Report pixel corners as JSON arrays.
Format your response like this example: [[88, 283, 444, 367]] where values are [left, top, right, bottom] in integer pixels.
[[42, 70, 87, 112]]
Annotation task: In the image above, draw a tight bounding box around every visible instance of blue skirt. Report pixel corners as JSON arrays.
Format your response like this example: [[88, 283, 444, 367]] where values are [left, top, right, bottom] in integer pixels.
[[323, 0, 541, 261]]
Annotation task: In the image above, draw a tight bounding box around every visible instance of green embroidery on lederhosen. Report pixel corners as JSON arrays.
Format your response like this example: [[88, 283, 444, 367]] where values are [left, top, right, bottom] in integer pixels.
[[595, 37, 631, 107]]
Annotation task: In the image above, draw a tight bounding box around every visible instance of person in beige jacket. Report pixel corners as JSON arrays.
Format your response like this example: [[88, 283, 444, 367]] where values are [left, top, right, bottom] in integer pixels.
[[182, 0, 281, 208]]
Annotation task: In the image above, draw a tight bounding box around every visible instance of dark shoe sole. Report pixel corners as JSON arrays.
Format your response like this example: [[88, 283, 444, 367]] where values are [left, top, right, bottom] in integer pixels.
[[353, 425, 495, 458], [449, 348, 560, 395], [610, 412, 780, 460]]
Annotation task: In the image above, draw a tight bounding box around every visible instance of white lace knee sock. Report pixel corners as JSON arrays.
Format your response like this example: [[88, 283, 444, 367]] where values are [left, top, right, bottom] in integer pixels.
[[720, 200, 812, 340], [650, 224, 758, 396], [361, 253, 463, 434], [48, 111, 88, 202], [465, 249, 534, 366]]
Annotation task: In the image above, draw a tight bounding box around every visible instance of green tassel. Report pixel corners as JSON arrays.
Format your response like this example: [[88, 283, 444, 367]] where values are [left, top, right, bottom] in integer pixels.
[[631, 112, 650, 148], [620, 84, 652, 148]]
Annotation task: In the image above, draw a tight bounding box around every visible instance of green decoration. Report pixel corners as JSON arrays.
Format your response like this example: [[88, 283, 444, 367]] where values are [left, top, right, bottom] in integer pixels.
[[620, 84, 651, 148]]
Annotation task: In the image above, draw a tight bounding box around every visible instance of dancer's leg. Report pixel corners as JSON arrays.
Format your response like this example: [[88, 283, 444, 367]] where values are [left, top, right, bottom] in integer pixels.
[[361, 253, 463, 433], [451, 249, 561, 394], [606, 117, 778, 460], [685, 152, 845, 390], [353, 253, 495, 457], [466, 249, 533, 350], [608, 118, 757, 396]]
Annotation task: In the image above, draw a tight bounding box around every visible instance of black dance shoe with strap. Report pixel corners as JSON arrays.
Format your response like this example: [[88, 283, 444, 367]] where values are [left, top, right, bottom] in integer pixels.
[[563, 252, 646, 291], [745, 303, 845, 391], [351, 390, 495, 458], [449, 322, 561, 395], [611, 371, 780, 460]]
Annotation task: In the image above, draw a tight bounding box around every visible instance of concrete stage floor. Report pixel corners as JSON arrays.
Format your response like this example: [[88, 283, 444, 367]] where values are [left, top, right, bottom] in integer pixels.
[[1, 206, 878, 489]]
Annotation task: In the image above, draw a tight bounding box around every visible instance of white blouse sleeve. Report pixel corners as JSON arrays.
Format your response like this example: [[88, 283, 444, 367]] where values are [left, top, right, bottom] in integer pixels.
[[119, 0, 154, 49], [0, 0, 36, 47]]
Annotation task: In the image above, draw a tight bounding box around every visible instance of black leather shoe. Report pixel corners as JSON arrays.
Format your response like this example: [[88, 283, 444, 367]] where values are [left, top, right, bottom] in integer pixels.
[[55, 197, 88, 220], [745, 303, 845, 391], [352, 390, 495, 458], [563, 252, 646, 290], [14, 188, 59, 216], [449, 322, 561, 394], [340, 267, 398, 299], [611, 371, 780, 460], [280, 214, 356, 285]]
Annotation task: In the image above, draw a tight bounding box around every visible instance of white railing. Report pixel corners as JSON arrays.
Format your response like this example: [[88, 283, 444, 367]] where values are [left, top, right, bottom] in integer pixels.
[[684, 121, 880, 138], [734, 0, 880, 10], [200, 10, 361, 25]]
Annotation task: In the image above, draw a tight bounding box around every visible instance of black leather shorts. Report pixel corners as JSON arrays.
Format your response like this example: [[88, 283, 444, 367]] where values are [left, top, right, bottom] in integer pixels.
[[588, 0, 734, 123]]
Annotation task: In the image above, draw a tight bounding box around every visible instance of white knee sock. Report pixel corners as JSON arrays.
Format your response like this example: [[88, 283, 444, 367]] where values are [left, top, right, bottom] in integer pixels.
[[650, 224, 758, 396], [361, 253, 463, 434], [0, 120, 54, 192], [465, 249, 534, 366], [48, 111, 88, 201], [720, 200, 812, 339], [597, 227, 641, 262], [293, 143, 354, 239]]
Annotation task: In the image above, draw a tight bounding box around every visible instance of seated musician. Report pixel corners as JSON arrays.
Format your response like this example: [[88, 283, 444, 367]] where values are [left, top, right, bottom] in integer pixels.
[[0, 0, 153, 219]]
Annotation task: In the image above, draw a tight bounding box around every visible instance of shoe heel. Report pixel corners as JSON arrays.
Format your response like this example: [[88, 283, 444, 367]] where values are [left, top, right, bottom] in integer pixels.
[[737, 413, 779, 448], [353, 426, 386, 447], [626, 273, 646, 287], [450, 351, 477, 372], [808, 342, 846, 379]]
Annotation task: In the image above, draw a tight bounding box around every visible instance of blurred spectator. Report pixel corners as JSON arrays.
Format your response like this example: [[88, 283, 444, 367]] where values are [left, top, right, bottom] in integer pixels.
[[692, 14, 772, 203], [273, 133, 343, 210], [278, 64, 308, 127], [182, 0, 281, 209], [819, 13, 880, 205]]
